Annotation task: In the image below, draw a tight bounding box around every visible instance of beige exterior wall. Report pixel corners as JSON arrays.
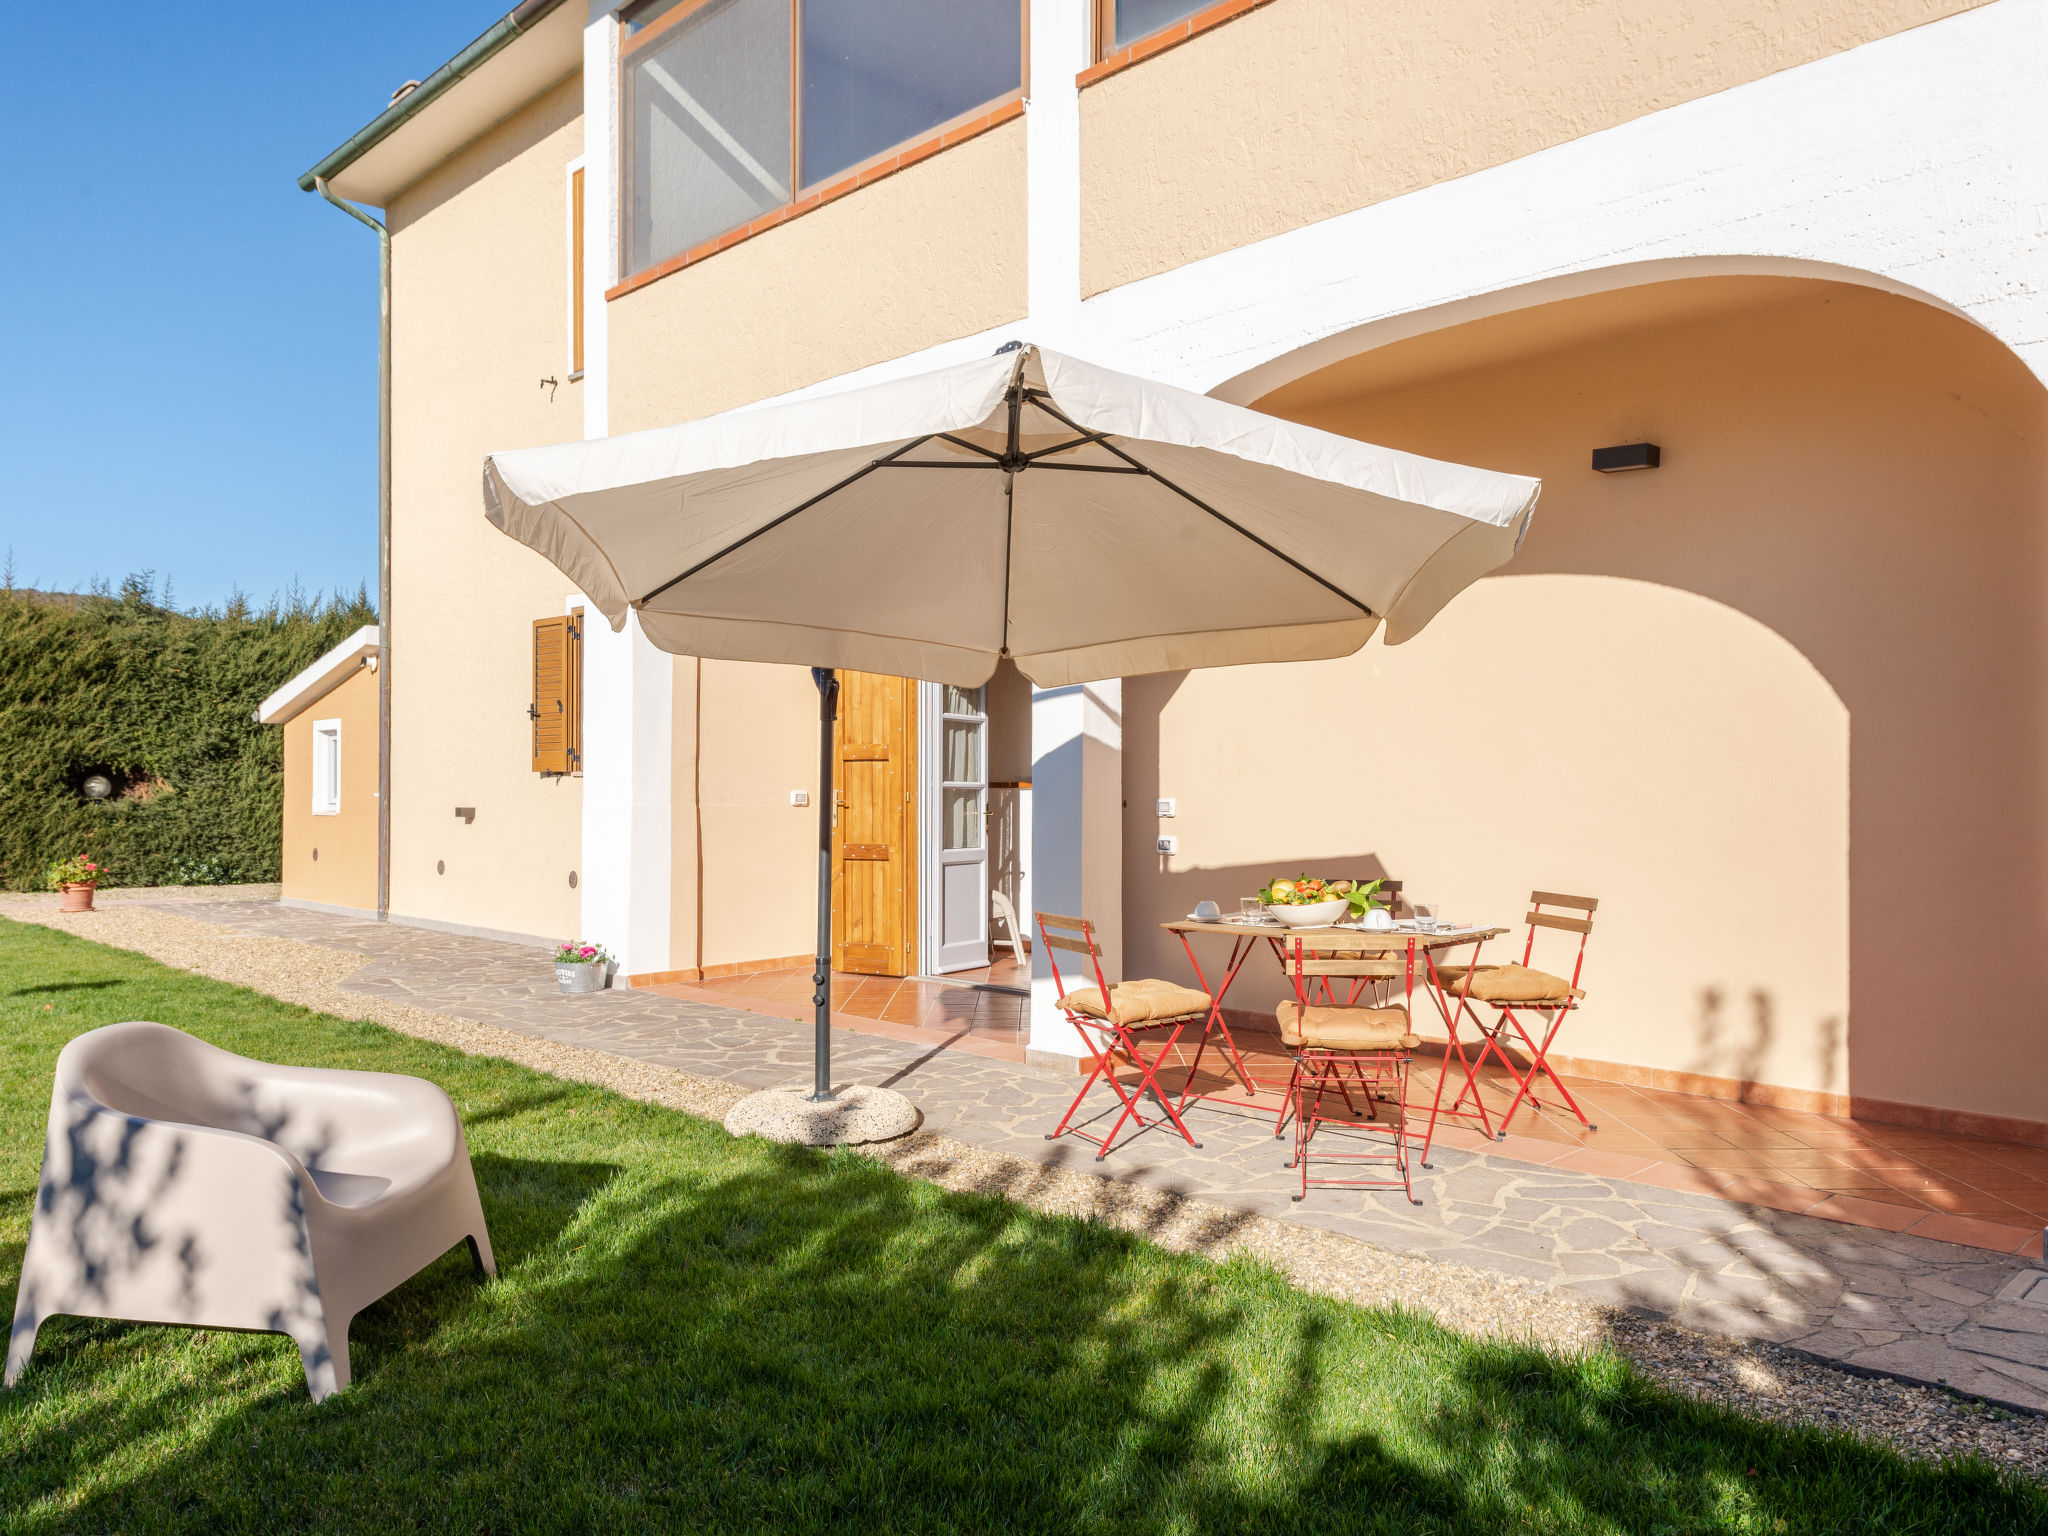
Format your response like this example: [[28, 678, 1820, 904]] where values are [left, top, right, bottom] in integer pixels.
[[1079, 0, 1991, 295], [386, 76, 587, 945], [1125, 279, 2048, 1123], [664, 657, 823, 976], [280, 664, 380, 914], [607, 117, 1028, 431]]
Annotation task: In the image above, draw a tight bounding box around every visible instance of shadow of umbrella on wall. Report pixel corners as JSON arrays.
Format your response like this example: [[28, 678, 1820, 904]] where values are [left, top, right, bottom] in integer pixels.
[[482, 343, 1541, 1140]]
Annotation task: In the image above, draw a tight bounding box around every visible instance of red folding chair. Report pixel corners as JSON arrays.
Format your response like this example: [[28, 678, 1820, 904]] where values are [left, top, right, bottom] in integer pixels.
[[1276, 937, 1423, 1204], [1037, 912, 1213, 1160], [1434, 891, 1597, 1138]]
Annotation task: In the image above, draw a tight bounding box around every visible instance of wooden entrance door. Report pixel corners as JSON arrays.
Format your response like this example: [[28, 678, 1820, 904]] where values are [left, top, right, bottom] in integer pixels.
[[831, 672, 918, 977]]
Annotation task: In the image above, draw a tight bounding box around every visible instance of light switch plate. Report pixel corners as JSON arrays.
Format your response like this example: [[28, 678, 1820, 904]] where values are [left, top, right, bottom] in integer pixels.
[[1156, 798, 1176, 817], [790, 790, 809, 807], [1156, 835, 1178, 854]]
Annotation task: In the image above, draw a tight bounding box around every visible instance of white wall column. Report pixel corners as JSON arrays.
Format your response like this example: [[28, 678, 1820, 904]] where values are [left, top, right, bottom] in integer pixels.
[[1028, 679, 1122, 1065], [580, 5, 615, 441], [574, 6, 670, 973], [580, 609, 672, 974], [1025, 0, 1086, 330]]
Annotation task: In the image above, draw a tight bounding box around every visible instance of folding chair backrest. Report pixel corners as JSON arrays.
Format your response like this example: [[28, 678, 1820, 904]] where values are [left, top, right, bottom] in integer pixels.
[[1522, 891, 1596, 990], [1373, 878, 1403, 917], [1035, 911, 1111, 1005]]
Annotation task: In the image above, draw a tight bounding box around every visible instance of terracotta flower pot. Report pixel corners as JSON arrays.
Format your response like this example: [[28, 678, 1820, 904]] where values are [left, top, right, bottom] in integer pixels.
[[58, 882, 97, 913]]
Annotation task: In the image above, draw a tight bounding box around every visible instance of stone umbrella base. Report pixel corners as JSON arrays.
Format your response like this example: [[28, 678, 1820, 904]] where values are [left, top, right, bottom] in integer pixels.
[[723, 1085, 922, 1146]]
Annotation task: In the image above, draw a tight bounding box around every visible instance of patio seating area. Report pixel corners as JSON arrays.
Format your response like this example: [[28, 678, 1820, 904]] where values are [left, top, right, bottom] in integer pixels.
[[666, 935, 2048, 1257]]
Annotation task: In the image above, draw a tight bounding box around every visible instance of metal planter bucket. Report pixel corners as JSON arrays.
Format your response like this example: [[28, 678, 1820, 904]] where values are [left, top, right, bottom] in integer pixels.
[[554, 962, 609, 994]]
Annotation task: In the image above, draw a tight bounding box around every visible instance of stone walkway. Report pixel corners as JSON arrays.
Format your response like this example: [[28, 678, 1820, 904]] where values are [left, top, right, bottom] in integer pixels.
[[33, 894, 2048, 1414]]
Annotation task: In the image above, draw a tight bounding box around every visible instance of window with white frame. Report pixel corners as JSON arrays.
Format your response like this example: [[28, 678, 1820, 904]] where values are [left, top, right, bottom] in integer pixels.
[[311, 720, 342, 816], [620, 0, 1025, 280]]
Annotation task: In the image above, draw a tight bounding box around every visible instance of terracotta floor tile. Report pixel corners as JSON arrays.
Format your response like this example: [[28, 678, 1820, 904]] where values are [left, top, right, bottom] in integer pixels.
[[1804, 1194, 1928, 1231], [1906, 1212, 2041, 1254], [1548, 1148, 1660, 1180]]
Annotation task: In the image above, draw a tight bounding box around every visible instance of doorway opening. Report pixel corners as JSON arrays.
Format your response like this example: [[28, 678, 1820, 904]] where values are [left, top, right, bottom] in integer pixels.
[[919, 660, 1031, 987]]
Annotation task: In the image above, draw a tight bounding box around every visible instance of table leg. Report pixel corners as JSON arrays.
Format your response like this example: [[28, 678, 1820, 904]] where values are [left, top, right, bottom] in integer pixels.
[[1175, 930, 1261, 1100]]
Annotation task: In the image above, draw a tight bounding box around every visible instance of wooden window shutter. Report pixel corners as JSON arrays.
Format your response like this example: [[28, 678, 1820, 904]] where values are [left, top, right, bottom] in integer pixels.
[[531, 612, 582, 774], [570, 166, 585, 375]]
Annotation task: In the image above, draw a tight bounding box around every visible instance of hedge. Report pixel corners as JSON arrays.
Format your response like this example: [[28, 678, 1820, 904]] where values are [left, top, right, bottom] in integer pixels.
[[0, 575, 376, 891]]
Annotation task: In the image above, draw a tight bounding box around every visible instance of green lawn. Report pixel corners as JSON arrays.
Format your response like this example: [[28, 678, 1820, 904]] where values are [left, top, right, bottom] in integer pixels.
[[0, 918, 2039, 1534]]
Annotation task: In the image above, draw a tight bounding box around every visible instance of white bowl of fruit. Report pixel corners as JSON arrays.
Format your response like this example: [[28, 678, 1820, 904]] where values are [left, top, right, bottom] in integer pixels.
[[1259, 876, 1382, 929]]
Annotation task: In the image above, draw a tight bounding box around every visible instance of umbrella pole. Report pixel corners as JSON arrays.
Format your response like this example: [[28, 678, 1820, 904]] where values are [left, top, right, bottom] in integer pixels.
[[810, 667, 839, 1101]]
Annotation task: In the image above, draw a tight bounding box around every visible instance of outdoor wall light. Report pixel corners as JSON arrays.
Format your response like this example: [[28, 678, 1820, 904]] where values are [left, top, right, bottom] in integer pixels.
[[81, 775, 113, 802], [1592, 443, 1660, 473]]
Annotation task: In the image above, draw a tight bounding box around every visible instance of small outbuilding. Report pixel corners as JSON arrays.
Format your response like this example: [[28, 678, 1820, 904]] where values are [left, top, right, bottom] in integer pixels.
[[257, 625, 380, 917]]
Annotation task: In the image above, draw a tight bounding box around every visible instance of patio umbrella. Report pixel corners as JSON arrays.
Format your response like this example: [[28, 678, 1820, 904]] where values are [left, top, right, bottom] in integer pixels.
[[483, 344, 1540, 1110]]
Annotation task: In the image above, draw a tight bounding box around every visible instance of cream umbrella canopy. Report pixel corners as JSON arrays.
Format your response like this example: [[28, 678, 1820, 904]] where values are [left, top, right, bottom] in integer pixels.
[[484, 344, 1540, 1109]]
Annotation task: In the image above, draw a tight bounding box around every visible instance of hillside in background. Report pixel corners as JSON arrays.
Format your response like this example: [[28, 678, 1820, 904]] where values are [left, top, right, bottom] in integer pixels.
[[0, 575, 375, 890]]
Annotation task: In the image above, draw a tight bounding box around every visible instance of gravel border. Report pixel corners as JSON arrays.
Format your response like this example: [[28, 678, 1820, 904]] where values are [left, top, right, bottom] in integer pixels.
[[6, 897, 2044, 1479]]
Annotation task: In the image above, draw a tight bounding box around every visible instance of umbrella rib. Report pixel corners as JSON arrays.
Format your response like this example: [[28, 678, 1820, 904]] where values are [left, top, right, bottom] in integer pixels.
[[1023, 393, 1379, 620], [637, 435, 935, 605], [938, 433, 1005, 462]]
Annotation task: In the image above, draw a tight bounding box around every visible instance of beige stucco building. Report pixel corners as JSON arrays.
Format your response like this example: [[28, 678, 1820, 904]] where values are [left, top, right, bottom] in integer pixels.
[[298, 0, 2048, 1141]]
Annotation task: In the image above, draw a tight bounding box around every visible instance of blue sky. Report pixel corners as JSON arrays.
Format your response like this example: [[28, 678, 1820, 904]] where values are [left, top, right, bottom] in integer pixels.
[[0, 2, 509, 612]]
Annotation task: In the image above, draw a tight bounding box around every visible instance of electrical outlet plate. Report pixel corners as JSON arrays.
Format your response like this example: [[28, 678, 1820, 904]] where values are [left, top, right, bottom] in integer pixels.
[[790, 790, 809, 807], [1156, 798, 1176, 817], [1156, 835, 1178, 854]]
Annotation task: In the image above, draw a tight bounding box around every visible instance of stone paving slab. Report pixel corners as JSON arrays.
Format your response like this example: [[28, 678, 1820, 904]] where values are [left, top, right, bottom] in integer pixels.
[[82, 898, 2048, 1412]]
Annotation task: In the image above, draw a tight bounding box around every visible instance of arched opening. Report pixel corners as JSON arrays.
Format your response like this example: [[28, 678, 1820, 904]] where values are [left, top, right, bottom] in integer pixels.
[[1126, 274, 2048, 1133]]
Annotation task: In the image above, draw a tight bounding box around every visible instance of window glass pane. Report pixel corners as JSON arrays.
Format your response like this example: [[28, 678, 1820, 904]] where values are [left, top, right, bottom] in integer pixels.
[[801, 0, 1021, 188], [943, 787, 983, 849], [1113, 0, 1208, 47], [626, 0, 792, 274], [941, 683, 982, 716], [942, 721, 981, 784]]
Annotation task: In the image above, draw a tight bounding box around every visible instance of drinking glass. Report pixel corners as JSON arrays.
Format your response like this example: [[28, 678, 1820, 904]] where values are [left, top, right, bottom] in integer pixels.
[[1240, 897, 1263, 922]]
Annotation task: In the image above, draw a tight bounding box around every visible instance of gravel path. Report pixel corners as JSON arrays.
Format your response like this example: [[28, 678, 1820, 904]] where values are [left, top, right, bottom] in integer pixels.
[[6, 896, 2044, 1478]]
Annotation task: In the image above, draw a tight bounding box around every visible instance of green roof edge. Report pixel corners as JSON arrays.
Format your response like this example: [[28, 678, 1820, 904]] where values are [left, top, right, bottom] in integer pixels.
[[296, 0, 574, 195]]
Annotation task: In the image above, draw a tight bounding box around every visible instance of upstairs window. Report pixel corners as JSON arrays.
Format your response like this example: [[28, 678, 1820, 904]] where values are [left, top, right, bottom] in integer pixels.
[[1097, 0, 1212, 53], [622, 0, 1023, 280]]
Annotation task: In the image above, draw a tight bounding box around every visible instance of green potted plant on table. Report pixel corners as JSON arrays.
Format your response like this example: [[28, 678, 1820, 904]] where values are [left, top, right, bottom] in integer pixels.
[[47, 856, 104, 913], [554, 941, 614, 994]]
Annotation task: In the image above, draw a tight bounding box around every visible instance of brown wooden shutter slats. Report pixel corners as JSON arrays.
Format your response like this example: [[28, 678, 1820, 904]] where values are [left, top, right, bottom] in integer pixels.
[[531, 612, 582, 775]]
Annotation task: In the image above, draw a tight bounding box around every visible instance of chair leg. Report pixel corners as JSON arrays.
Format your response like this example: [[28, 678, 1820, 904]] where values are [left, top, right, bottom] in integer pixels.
[[4, 1307, 40, 1389], [290, 1308, 353, 1403]]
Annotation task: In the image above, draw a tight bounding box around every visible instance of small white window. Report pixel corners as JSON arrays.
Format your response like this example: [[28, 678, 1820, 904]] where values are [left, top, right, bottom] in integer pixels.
[[312, 720, 342, 816]]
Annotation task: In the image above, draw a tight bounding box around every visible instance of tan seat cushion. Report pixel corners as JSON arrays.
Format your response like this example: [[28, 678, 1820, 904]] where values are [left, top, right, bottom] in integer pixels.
[[1433, 963, 1579, 1003], [1275, 1002, 1420, 1051], [1060, 978, 1211, 1026]]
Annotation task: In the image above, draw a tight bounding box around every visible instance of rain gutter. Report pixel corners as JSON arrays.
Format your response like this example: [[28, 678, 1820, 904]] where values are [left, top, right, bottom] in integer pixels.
[[313, 180, 393, 922], [294, 0, 573, 195], [299, 0, 573, 921]]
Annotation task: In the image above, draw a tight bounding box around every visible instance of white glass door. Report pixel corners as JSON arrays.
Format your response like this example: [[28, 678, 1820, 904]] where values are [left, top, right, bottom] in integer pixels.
[[932, 683, 990, 972]]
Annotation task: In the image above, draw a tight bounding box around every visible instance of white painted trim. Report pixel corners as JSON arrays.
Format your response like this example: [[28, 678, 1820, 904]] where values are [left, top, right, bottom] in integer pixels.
[[256, 624, 379, 724], [916, 679, 940, 976], [311, 719, 343, 816], [581, 9, 616, 442], [1025, 0, 1087, 328]]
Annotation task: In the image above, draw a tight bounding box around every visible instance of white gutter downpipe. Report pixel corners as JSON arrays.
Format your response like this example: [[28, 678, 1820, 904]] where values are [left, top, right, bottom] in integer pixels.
[[313, 179, 392, 923]]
